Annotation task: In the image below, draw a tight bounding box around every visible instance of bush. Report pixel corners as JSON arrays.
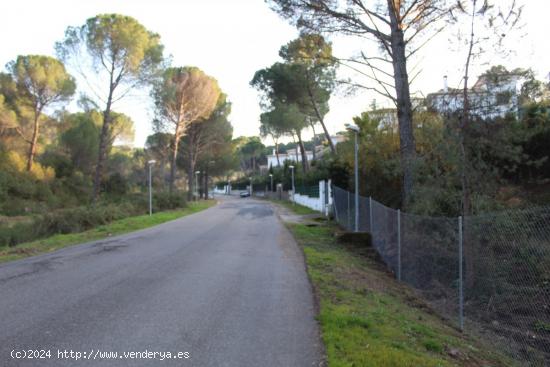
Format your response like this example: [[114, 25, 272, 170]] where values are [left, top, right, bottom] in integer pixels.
[[0, 190, 188, 248], [153, 191, 187, 211], [35, 203, 134, 236], [103, 173, 129, 196], [0, 222, 38, 247]]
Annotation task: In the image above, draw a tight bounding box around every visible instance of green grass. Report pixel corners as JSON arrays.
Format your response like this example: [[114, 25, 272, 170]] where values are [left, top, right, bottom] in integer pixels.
[[285, 221, 514, 367], [0, 200, 216, 264]]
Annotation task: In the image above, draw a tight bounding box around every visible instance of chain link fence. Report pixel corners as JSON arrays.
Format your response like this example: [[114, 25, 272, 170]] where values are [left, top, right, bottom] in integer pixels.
[[332, 185, 550, 366]]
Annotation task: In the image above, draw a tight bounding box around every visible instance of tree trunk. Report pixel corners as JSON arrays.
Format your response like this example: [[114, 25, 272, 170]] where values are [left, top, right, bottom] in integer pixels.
[[26, 106, 41, 172], [204, 168, 208, 200], [186, 148, 195, 201], [306, 71, 336, 154], [92, 64, 119, 203], [388, 13, 416, 208], [297, 130, 309, 173], [92, 92, 114, 202], [169, 126, 181, 194], [275, 140, 280, 167], [291, 135, 300, 162], [160, 158, 166, 188], [310, 122, 317, 161]]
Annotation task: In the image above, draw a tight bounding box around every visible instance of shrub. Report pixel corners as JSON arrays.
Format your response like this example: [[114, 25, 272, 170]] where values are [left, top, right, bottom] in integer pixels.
[[103, 173, 129, 196], [153, 191, 187, 211], [0, 222, 40, 247]]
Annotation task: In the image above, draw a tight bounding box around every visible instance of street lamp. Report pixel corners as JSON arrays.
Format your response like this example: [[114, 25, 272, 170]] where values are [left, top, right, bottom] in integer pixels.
[[147, 160, 156, 216], [289, 165, 295, 203], [195, 171, 200, 201], [345, 123, 360, 232], [269, 173, 273, 193]]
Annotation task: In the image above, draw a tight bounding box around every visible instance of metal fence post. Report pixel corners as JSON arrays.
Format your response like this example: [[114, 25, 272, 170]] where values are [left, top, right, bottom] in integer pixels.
[[397, 209, 401, 281], [369, 197, 374, 234], [347, 191, 351, 230], [332, 185, 339, 222], [458, 215, 464, 331]]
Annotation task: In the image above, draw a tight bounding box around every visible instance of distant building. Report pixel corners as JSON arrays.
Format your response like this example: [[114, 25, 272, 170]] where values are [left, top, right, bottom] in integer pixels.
[[427, 73, 526, 119], [266, 135, 346, 168]]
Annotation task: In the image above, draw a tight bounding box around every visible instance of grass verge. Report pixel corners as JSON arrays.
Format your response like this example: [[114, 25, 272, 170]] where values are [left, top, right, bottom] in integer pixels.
[[286, 220, 514, 367], [267, 198, 318, 215], [0, 200, 216, 264]]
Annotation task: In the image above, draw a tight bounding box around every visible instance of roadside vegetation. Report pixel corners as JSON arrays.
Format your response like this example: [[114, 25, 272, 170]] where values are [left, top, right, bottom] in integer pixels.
[[0, 200, 215, 263], [0, 14, 239, 260], [281, 202, 513, 367]]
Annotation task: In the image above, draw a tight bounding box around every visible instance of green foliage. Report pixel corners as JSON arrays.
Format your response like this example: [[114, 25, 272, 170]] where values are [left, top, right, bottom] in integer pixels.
[[327, 100, 550, 215], [235, 136, 266, 173], [152, 66, 221, 131], [56, 14, 164, 81], [0, 191, 189, 248], [8, 55, 76, 106], [60, 112, 100, 175], [103, 172, 129, 196]]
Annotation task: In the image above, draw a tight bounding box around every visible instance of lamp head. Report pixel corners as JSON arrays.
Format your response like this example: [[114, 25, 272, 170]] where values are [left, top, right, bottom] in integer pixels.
[[345, 123, 360, 133]]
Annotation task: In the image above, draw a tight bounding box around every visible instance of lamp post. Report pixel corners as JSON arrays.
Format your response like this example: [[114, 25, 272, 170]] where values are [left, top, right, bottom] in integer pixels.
[[195, 171, 200, 200], [289, 165, 295, 203], [346, 123, 360, 232], [147, 160, 156, 216], [269, 174, 273, 193]]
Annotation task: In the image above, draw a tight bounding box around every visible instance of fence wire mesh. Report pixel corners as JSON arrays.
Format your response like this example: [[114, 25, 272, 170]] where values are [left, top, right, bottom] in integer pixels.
[[332, 185, 550, 366]]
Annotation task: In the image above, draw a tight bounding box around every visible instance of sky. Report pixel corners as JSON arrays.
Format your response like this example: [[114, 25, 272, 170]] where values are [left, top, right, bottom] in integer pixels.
[[0, 0, 548, 147]]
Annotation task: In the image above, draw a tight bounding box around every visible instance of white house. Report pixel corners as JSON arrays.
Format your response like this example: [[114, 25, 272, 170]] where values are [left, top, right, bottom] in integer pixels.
[[266, 148, 313, 168], [265, 135, 346, 168], [427, 74, 526, 119]]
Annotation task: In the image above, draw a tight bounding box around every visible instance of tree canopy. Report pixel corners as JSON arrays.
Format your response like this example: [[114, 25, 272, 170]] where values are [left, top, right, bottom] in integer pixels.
[[56, 13, 164, 200]]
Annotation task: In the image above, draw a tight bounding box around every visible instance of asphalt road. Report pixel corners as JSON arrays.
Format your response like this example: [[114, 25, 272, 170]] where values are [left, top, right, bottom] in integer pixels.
[[0, 196, 322, 366]]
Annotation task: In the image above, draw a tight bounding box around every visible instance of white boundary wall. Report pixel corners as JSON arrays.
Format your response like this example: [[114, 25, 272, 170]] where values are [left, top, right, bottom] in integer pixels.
[[290, 180, 333, 216]]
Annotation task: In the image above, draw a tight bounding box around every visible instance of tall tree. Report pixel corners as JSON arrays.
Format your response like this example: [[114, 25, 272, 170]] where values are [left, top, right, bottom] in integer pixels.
[[259, 112, 285, 166], [6, 55, 75, 171], [152, 66, 221, 193], [251, 63, 312, 172], [279, 34, 336, 153], [267, 0, 453, 206], [184, 97, 234, 199], [56, 14, 164, 201], [180, 96, 232, 198], [452, 0, 522, 289], [237, 137, 266, 173]]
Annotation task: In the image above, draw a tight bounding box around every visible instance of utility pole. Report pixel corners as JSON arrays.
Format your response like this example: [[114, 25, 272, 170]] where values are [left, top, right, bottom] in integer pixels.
[[346, 123, 360, 232]]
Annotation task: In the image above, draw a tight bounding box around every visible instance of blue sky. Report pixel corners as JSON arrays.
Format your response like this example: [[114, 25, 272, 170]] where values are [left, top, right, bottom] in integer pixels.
[[0, 0, 548, 146]]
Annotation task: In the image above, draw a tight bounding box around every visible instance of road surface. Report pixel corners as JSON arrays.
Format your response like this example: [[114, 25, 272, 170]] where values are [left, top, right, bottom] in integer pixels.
[[0, 196, 322, 366]]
